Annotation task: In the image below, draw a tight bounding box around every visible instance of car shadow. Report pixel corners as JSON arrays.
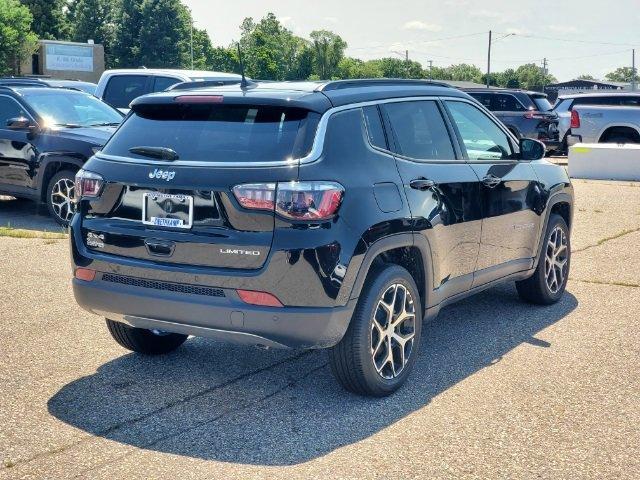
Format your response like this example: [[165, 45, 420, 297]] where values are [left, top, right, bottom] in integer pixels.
[[48, 283, 578, 466], [0, 196, 61, 232]]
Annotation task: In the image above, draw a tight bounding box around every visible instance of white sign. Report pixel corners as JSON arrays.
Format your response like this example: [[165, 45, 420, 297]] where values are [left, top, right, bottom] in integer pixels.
[[45, 44, 94, 72]]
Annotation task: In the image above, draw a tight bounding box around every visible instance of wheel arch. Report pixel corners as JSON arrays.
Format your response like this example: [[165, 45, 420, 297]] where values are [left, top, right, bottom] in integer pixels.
[[533, 192, 573, 270], [37, 156, 84, 203], [597, 124, 640, 143], [347, 234, 434, 313]]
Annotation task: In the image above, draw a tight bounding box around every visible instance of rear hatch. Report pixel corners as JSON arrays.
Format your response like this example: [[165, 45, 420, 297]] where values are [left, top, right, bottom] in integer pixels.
[[79, 93, 324, 270]]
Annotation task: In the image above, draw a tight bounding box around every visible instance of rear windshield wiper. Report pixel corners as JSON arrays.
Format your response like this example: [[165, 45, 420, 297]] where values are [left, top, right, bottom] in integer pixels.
[[129, 146, 179, 161], [89, 122, 121, 127]]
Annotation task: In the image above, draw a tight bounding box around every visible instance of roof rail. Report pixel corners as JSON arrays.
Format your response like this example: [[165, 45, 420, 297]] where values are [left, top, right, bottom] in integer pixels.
[[318, 78, 453, 91]]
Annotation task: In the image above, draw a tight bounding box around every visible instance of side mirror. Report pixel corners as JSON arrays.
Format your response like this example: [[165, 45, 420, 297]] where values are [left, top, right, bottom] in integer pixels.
[[7, 117, 37, 133], [519, 138, 545, 160]]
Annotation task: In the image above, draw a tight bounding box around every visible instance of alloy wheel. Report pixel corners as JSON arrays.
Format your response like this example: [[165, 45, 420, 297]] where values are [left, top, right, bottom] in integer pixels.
[[370, 283, 416, 379], [545, 226, 568, 294], [51, 177, 76, 223]]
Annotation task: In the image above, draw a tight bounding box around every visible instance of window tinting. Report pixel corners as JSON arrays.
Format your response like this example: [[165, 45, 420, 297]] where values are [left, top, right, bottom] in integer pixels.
[[446, 101, 513, 161], [0, 96, 28, 126], [152, 76, 181, 92], [103, 75, 148, 109], [362, 106, 387, 149], [383, 101, 455, 160], [102, 104, 320, 163], [492, 94, 525, 111]]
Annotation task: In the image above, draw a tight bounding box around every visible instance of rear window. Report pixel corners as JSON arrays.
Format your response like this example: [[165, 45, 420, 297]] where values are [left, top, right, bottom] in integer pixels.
[[532, 96, 553, 112], [101, 103, 320, 163]]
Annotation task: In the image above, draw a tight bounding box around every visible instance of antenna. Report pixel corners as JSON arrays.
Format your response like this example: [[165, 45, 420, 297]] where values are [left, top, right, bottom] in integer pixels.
[[236, 43, 249, 90]]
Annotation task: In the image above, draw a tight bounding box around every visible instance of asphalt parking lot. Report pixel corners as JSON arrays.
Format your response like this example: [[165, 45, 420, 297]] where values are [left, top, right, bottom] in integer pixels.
[[1, 178, 639, 479]]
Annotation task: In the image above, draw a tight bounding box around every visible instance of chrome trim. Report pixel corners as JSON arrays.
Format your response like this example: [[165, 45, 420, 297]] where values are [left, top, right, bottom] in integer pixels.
[[93, 95, 466, 168]]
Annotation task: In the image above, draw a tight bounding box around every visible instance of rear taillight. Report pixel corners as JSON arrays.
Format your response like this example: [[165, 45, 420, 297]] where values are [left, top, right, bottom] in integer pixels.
[[74, 169, 104, 201], [570, 110, 580, 129], [233, 181, 344, 221], [75, 268, 96, 281], [524, 111, 547, 120]]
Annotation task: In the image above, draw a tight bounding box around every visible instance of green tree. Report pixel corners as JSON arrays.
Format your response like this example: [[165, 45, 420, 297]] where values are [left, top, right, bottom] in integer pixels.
[[370, 57, 424, 79], [0, 0, 38, 75], [514, 63, 556, 90], [336, 57, 383, 79], [110, 0, 143, 67], [209, 46, 238, 73], [237, 13, 309, 80], [445, 63, 483, 82], [69, 0, 115, 65], [605, 67, 635, 83], [20, 0, 68, 39], [138, 0, 190, 68], [309, 29, 347, 79]]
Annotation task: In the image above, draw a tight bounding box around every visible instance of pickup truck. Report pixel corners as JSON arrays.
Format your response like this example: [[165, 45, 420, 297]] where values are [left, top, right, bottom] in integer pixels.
[[568, 105, 640, 146]]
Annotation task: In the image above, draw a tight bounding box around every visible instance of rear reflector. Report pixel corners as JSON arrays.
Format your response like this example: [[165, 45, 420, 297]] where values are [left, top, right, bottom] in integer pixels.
[[174, 95, 224, 104], [75, 268, 96, 281], [237, 289, 283, 307]]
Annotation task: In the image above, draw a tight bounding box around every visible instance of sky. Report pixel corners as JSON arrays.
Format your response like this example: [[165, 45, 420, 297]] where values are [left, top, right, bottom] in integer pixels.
[[181, 0, 640, 82]]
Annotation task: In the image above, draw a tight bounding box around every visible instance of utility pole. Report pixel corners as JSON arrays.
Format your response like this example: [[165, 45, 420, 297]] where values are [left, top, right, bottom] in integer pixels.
[[542, 57, 548, 92], [486, 30, 492, 88], [428, 60, 433, 79], [632, 49, 636, 91], [190, 16, 194, 69]]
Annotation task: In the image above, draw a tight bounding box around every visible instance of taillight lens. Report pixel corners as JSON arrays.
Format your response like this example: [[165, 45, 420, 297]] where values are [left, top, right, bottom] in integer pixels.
[[524, 111, 546, 120], [233, 181, 344, 221], [74, 169, 104, 202], [232, 183, 276, 210], [570, 110, 580, 129], [276, 181, 344, 220]]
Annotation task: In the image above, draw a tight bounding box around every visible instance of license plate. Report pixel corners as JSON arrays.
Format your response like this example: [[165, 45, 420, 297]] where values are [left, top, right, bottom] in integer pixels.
[[142, 193, 193, 229]]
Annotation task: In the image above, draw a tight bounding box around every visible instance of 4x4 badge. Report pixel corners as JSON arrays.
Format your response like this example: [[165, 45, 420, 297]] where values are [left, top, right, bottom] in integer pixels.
[[149, 168, 175, 181]]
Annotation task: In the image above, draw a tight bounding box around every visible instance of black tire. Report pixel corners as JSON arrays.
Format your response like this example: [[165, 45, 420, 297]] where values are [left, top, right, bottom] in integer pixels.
[[46, 170, 77, 226], [106, 319, 188, 355], [602, 135, 637, 144], [329, 264, 423, 397], [516, 214, 571, 305]]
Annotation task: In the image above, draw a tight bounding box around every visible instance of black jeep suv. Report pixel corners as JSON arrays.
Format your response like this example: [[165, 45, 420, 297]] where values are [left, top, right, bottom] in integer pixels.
[[70, 79, 573, 396], [0, 86, 122, 225]]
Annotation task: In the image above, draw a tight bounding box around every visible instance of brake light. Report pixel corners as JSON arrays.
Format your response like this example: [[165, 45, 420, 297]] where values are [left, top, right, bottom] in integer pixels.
[[237, 289, 283, 307], [524, 111, 546, 120], [570, 109, 581, 129], [232, 183, 276, 210], [174, 95, 224, 104], [233, 181, 344, 221], [74, 169, 104, 201]]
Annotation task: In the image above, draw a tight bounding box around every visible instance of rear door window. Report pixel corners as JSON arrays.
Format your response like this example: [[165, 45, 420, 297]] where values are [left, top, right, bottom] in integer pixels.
[[382, 100, 456, 161], [492, 94, 526, 112], [103, 75, 149, 109], [152, 76, 181, 92], [531, 96, 553, 111], [102, 103, 320, 163]]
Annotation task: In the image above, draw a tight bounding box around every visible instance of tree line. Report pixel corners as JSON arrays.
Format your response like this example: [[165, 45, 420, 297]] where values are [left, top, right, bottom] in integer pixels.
[[0, 0, 633, 90]]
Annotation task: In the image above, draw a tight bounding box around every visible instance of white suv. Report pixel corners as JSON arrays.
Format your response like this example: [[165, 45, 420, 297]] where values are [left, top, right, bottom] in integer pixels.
[[95, 69, 242, 113]]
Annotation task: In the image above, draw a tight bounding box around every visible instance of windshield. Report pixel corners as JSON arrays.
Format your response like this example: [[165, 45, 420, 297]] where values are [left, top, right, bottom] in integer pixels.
[[101, 103, 320, 163], [22, 90, 122, 127], [532, 96, 553, 112]]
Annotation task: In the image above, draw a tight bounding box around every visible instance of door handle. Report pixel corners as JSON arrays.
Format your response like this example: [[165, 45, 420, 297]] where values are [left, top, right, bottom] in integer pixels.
[[409, 178, 436, 191], [481, 174, 502, 188]]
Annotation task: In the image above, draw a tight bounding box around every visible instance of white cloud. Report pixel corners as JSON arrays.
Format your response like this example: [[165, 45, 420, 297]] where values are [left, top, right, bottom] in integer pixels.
[[403, 20, 443, 32], [470, 10, 519, 24]]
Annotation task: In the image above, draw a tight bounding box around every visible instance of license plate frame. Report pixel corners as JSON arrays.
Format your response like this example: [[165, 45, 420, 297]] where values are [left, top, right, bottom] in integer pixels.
[[142, 192, 194, 230]]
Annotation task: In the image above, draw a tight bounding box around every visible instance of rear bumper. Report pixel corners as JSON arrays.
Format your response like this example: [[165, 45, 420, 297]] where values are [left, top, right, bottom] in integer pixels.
[[73, 274, 356, 349], [567, 134, 582, 147]]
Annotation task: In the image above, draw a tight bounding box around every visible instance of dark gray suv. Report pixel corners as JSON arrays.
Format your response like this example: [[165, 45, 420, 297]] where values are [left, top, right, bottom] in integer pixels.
[[465, 88, 560, 152]]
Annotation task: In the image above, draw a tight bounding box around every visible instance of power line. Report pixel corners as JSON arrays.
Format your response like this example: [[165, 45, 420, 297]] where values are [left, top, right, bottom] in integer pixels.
[[495, 32, 639, 47]]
